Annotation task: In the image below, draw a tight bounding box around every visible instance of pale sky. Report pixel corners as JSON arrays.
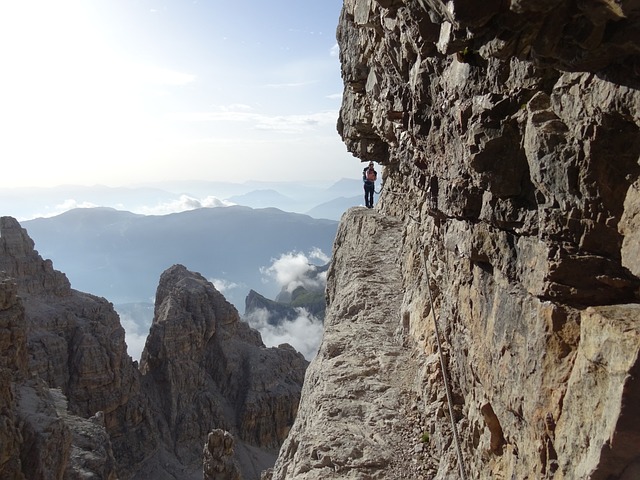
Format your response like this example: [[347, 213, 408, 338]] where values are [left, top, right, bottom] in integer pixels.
[[0, 0, 356, 188]]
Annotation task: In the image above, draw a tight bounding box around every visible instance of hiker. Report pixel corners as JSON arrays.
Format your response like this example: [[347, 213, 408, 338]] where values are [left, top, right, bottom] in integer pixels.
[[362, 161, 377, 208]]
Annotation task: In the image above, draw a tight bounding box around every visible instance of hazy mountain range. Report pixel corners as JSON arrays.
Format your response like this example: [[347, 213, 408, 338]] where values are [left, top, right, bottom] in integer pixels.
[[22, 206, 338, 309], [3, 178, 366, 221], [21, 205, 338, 361], [9, 178, 368, 360]]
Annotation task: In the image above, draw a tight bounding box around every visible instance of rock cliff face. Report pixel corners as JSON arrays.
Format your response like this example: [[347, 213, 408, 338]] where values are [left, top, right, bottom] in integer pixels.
[[139, 264, 308, 477], [270, 1, 640, 479], [0, 216, 307, 479], [1, 216, 119, 480]]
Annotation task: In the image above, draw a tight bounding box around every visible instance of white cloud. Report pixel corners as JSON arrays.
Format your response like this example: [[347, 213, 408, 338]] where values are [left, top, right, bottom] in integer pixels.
[[133, 194, 234, 215], [32, 199, 99, 219], [330, 43, 340, 57], [210, 278, 241, 293], [15, 195, 234, 221], [260, 250, 329, 293], [309, 247, 330, 264], [245, 307, 323, 360], [119, 312, 149, 362], [164, 111, 255, 123]]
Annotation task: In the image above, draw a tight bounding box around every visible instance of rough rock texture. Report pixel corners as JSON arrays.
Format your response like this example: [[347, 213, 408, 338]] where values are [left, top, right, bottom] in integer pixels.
[[51, 389, 118, 480], [203, 430, 242, 480], [0, 216, 148, 479], [140, 264, 308, 478], [0, 276, 36, 480], [0, 216, 71, 297], [0, 253, 116, 479], [267, 209, 425, 480], [1, 216, 152, 479], [271, 1, 640, 479], [555, 305, 640, 478], [0, 217, 308, 479]]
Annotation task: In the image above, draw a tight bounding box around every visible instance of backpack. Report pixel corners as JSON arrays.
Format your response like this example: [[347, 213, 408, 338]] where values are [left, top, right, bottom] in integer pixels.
[[366, 168, 376, 182]]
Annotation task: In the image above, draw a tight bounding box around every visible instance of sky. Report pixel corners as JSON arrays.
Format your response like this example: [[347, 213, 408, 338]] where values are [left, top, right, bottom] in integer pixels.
[[0, 0, 356, 189]]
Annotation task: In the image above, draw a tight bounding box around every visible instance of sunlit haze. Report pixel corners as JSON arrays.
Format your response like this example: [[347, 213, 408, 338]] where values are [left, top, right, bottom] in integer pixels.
[[0, 0, 355, 188]]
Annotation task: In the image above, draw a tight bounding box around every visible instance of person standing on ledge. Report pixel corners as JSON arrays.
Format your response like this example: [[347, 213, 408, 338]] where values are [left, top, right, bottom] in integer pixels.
[[362, 161, 377, 208]]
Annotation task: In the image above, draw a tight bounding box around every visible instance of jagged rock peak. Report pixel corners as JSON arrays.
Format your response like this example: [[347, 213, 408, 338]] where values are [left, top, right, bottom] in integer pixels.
[[245, 289, 300, 325], [203, 429, 241, 480], [141, 264, 254, 372], [0, 219, 131, 479], [139, 263, 308, 476], [0, 216, 70, 296], [155, 264, 238, 328], [0, 271, 118, 479]]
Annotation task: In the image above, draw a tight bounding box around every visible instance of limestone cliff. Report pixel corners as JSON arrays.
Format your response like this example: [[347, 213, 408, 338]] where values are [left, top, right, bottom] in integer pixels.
[[1, 217, 118, 480], [270, 1, 640, 479], [0, 216, 307, 479], [139, 264, 308, 478]]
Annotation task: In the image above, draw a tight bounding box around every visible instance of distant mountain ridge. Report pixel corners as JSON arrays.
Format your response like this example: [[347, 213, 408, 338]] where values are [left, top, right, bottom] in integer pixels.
[[245, 285, 326, 325], [23, 206, 338, 310], [227, 189, 296, 210], [3, 178, 366, 221], [245, 290, 301, 325], [305, 195, 362, 220]]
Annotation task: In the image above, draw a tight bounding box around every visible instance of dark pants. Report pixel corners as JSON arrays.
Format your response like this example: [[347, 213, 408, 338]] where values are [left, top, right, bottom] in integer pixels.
[[364, 182, 374, 208]]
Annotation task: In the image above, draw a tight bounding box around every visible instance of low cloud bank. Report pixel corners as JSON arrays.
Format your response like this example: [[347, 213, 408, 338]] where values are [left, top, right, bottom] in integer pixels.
[[121, 302, 324, 362], [119, 311, 150, 362], [244, 307, 323, 361], [134, 195, 234, 215], [117, 249, 330, 362], [250, 249, 330, 360], [260, 249, 329, 293], [28, 195, 233, 220], [31, 199, 99, 219]]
